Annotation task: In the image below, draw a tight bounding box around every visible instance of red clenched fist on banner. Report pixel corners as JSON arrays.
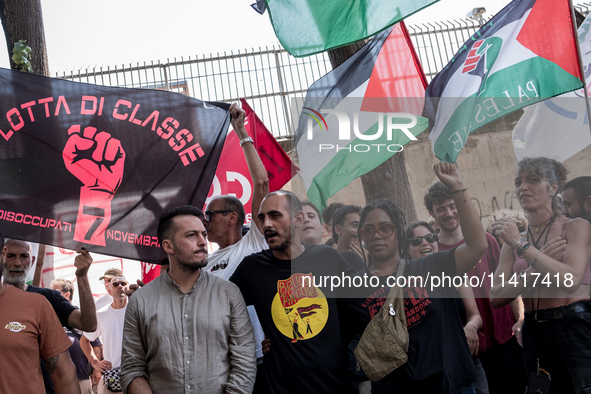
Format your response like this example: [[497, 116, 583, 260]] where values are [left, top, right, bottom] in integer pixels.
[[63, 125, 125, 246]]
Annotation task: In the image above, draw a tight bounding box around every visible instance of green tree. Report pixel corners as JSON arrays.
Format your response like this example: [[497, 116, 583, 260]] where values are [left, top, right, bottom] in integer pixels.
[[0, 0, 49, 75]]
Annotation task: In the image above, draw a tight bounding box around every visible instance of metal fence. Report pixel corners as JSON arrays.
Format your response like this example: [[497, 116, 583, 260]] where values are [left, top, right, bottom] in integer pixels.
[[57, 2, 591, 139]]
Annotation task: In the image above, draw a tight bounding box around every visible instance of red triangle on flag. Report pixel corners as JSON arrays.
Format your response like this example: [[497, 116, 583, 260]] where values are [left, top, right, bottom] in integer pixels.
[[360, 22, 428, 114], [517, 0, 581, 79]]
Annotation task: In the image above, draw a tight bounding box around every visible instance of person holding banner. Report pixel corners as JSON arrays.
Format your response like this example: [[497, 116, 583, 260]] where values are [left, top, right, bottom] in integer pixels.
[[203, 102, 269, 368], [490, 157, 591, 393]]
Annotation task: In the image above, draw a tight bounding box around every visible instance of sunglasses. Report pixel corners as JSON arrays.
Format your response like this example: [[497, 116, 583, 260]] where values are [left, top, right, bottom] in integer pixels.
[[204, 210, 233, 222], [111, 281, 128, 287], [359, 224, 395, 242], [408, 233, 438, 247]]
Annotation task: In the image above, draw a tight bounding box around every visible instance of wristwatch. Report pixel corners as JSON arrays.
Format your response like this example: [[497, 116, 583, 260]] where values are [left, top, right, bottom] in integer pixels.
[[239, 137, 254, 147]]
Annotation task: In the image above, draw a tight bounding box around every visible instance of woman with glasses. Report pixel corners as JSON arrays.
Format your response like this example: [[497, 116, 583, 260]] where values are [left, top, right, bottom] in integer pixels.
[[406, 221, 488, 394], [342, 163, 488, 393], [489, 157, 591, 393]]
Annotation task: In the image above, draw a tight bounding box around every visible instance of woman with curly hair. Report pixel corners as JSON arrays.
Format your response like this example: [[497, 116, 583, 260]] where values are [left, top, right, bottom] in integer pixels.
[[343, 163, 488, 393], [490, 157, 591, 393]]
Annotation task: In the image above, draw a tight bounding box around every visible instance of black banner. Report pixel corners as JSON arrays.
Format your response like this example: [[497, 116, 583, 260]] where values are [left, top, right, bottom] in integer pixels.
[[0, 68, 229, 262]]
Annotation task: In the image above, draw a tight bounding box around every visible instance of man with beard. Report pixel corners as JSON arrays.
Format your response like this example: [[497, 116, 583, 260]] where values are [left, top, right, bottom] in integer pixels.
[[2, 239, 96, 394], [121, 206, 256, 394], [562, 176, 591, 222], [425, 182, 527, 393], [0, 231, 80, 394], [230, 191, 357, 394], [299, 201, 324, 246]]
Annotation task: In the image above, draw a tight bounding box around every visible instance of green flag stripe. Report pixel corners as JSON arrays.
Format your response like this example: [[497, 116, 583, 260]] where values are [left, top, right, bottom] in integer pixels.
[[307, 116, 428, 211], [433, 57, 583, 162]]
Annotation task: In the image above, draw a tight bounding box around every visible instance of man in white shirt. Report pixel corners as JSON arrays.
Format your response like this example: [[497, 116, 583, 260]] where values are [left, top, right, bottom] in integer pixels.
[[81, 275, 129, 394], [203, 103, 269, 364], [95, 268, 122, 311]]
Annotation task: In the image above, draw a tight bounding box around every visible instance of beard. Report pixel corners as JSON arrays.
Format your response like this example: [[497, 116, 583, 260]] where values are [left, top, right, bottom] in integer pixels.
[[266, 230, 292, 253], [2, 264, 28, 287], [174, 246, 208, 273]]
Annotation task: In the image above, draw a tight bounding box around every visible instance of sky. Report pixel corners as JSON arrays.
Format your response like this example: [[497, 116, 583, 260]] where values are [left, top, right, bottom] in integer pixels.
[[0, 0, 514, 75]]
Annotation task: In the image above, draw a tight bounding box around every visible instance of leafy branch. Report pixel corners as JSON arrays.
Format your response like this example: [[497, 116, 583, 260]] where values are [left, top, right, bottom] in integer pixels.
[[12, 40, 33, 73]]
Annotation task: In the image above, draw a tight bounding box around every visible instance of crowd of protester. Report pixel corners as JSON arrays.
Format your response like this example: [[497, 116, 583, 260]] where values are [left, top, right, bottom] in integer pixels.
[[1, 103, 591, 394]]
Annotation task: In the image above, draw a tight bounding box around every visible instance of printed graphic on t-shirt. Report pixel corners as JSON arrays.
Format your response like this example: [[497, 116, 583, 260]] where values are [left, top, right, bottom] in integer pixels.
[[404, 286, 432, 329], [271, 273, 328, 343], [359, 284, 433, 329]]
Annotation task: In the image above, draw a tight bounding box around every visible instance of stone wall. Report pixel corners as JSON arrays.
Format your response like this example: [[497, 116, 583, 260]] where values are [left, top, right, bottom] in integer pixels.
[[285, 117, 591, 224]]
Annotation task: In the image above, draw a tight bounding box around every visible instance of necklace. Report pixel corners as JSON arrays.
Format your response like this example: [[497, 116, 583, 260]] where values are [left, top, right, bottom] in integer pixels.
[[527, 213, 557, 249], [528, 215, 553, 233]]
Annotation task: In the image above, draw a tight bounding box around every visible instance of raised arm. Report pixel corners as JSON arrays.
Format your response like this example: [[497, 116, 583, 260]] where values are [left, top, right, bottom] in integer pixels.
[[67, 249, 97, 332], [44, 350, 81, 394], [229, 102, 269, 233], [223, 284, 257, 394], [433, 163, 488, 274]]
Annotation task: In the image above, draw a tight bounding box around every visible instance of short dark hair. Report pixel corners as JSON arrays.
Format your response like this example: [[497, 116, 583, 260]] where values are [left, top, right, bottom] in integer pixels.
[[564, 176, 591, 207], [424, 182, 452, 212], [51, 278, 75, 301], [322, 202, 345, 225], [214, 196, 246, 231], [265, 190, 303, 218], [332, 205, 361, 244], [157, 205, 204, 247], [359, 199, 409, 260], [302, 200, 322, 222], [404, 221, 436, 248]]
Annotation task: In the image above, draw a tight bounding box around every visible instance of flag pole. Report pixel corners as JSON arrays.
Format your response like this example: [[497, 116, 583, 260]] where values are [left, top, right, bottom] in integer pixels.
[[569, 0, 591, 136]]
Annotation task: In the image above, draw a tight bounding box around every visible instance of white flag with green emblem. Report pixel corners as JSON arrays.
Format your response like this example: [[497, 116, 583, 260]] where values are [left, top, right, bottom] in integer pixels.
[[424, 0, 583, 163]]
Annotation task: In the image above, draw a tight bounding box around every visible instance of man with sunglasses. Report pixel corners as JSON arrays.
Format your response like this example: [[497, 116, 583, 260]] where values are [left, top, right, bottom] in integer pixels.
[[425, 182, 527, 393], [202, 103, 269, 366], [81, 275, 129, 394]]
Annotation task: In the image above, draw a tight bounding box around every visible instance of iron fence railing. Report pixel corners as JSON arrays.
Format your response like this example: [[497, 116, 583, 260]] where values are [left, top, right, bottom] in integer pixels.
[[57, 2, 591, 138]]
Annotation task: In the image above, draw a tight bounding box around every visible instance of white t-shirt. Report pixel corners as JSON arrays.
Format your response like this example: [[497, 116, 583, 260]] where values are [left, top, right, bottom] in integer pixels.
[[205, 225, 267, 358], [84, 304, 126, 369], [95, 293, 113, 311]]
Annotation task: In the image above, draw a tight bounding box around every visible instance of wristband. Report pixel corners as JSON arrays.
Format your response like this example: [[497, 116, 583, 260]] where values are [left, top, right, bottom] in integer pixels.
[[516, 239, 531, 257], [450, 188, 467, 195], [239, 137, 254, 147]]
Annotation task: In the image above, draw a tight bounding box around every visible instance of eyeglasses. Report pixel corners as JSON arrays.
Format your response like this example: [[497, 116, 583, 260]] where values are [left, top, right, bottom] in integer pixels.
[[359, 224, 395, 242], [111, 281, 128, 287], [408, 233, 439, 247], [204, 210, 233, 222]]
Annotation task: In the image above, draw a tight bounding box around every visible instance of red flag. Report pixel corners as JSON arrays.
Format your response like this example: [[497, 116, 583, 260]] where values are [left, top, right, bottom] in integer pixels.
[[207, 99, 297, 223], [141, 262, 160, 284]]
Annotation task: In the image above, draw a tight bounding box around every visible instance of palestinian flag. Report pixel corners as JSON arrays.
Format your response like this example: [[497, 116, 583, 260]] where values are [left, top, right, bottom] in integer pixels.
[[265, 0, 439, 57], [424, 0, 583, 163], [295, 22, 428, 211]]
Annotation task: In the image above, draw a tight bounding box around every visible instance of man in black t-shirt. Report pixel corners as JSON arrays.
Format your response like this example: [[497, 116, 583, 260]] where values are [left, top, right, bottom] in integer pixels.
[[231, 191, 357, 394]]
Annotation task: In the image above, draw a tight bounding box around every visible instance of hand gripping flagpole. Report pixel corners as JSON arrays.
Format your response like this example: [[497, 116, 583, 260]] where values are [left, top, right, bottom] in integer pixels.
[[569, 0, 591, 137]]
